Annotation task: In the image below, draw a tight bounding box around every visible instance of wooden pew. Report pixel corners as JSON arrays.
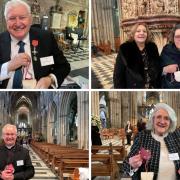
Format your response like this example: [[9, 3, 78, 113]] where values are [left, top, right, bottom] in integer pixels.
[[91, 154, 119, 180], [31, 142, 89, 179], [59, 158, 89, 179], [91, 144, 127, 160], [47, 148, 88, 167], [51, 151, 88, 170]]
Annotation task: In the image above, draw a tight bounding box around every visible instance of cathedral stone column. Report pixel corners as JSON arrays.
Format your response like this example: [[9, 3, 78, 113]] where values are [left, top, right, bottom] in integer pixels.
[[91, 91, 99, 117], [129, 92, 137, 126], [77, 92, 89, 149], [108, 92, 122, 128], [121, 92, 129, 128]]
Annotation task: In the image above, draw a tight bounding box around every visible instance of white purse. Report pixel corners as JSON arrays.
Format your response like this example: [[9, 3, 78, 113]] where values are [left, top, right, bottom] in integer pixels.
[[141, 172, 154, 180]]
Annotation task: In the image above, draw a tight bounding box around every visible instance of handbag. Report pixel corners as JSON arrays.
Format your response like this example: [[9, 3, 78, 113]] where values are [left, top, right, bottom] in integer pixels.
[[120, 50, 144, 88]]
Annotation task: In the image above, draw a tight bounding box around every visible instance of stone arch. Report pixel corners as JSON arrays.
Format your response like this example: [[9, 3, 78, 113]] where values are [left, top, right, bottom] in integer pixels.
[[58, 92, 77, 146]]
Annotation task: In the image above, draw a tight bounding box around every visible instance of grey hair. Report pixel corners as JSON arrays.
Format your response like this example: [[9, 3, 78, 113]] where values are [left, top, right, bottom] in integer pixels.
[[2, 124, 17, 135], [146, 103, 177, 133], [4, 0, 31, 20]]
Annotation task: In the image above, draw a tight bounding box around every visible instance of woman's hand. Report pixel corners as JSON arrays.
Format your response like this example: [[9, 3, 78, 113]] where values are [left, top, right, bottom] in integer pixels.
[[163, 64, 178, 73], [129, 154, 143, 169]]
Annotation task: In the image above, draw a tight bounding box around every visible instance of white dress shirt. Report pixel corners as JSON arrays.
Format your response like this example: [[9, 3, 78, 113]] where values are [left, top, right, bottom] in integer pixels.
[[0, 33, 57, 88], [0, 34, 35, 89]]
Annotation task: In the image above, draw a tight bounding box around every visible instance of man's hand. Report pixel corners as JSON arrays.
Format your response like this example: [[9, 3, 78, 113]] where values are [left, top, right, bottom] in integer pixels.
[[8, 53, 31, 72], [1, 169, 14, 180], [35, 76, 52, 89], [163, 64, 178, 73]]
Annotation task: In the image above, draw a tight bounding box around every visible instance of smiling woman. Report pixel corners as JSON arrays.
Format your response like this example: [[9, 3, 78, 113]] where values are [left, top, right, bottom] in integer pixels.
[[161, 24, 180, 88], [123, 103, 180, 180], [113, 22, 162, 89]]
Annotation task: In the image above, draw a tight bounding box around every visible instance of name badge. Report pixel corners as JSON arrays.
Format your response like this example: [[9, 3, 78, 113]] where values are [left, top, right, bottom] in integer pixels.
[[168, 153, 179, 161], [40, 56, 54, 66], [17, 160, 24, 166]]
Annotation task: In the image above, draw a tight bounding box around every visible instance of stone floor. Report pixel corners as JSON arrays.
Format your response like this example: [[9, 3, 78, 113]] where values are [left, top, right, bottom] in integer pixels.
[[63, 46, 89, 89], [91, 53, 117, 89], [29, 147, 58, 180]]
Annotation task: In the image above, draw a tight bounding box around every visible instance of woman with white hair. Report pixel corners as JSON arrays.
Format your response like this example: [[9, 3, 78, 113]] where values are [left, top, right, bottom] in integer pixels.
[[122, 103, 180, 180]]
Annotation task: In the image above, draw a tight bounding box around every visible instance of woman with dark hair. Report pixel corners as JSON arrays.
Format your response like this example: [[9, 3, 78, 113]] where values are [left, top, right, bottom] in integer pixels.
[[113, 23, 161, 89], [161, 24, 180, 88]]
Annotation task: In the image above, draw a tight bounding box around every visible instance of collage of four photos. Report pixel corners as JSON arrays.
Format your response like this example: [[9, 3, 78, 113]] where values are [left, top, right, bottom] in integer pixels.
[[0, 0, 180, 180]]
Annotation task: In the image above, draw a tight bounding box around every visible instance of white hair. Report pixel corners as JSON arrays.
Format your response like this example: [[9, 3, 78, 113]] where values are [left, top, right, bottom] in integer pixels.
[[2, 124, 17, 135], [147, 103, 177, 133], [4, 0, 31, 20]]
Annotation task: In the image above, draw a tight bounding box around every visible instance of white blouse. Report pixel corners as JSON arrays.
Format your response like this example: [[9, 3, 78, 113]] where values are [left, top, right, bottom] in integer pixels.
[[152, 132, 176, 180]]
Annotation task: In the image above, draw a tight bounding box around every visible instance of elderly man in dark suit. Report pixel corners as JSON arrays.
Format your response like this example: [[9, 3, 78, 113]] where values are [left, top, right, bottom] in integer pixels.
[[0, 0, 70, 89]]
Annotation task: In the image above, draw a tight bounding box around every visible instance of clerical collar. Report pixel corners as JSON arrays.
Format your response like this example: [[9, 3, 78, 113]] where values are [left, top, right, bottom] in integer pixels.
[[5, 145, 15, 149]]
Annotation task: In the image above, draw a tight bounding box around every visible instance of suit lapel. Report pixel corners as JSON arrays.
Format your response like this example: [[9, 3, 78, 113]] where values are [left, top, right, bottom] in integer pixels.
[[1, 32, 11, 62]]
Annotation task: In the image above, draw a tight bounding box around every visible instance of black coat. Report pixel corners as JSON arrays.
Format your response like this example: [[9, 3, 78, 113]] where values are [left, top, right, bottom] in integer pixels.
[[160, 43, 180, 88], [0, 144, 34, 180], [113, 41, 162, 88], [91, 126, 102, 145], [0, 27, 71, 88]]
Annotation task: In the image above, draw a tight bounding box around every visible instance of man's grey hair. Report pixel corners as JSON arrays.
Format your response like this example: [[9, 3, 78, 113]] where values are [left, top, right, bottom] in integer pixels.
[[4, 0, 31, 20], [2, 124, 17, 135], [146, 103, 177, 133]]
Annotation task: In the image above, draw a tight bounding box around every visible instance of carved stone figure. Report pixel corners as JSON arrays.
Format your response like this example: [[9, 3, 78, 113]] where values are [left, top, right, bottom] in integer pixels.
[[31, 0, 40, 15], [151, 0, 165, 14], [167, 0, 177, 14]]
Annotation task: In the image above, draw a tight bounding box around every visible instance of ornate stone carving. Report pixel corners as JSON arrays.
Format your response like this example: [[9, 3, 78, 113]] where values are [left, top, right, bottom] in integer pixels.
[[121, 0, 179, 19], [122, 0, 137, 19], [120, 0, 180, 51]]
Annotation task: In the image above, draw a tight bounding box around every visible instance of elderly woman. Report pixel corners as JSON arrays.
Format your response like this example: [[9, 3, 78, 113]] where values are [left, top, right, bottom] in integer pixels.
[[122, 103, 180, 180], [161, 24, 180, 88], [113, 23, 161, 89]]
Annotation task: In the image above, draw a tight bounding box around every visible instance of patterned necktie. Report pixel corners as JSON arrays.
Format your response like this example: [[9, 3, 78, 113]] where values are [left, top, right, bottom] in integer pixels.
[[12, 41, 25, 89]]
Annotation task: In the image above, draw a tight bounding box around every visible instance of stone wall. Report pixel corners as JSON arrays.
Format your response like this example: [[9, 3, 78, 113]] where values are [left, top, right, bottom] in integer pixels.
[[0, 0, 88, 33]]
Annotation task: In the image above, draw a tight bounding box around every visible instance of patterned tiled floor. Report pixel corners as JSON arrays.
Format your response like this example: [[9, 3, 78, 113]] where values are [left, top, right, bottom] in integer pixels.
[[91, 54, 117, 89], [29, 147, 58, 180], [63, 47, 89, 89]]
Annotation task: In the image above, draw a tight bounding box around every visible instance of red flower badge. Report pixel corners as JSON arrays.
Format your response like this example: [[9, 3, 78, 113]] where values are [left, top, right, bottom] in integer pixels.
[[6, 163, 15, 173], [139, 147, 151, 161], [32, 40, 38, 47]]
